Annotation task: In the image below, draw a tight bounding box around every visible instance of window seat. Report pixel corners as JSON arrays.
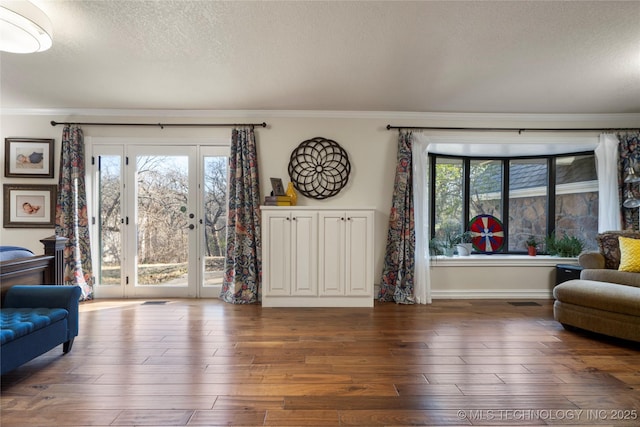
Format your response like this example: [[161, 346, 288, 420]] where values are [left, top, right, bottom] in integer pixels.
[[431, 255, 578, 267], [428, 256, 578, 299]]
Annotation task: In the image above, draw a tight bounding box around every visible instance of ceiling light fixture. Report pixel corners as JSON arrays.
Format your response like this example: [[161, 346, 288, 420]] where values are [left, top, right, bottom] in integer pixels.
[[0, 0, 52, 53]]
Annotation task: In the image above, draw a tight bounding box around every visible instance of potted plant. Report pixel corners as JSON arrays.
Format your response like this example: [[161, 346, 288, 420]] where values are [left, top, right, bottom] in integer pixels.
[[545, 232, 584, 257], [434, 225, 458, 257], [442, 233, 456, 257], [429, 238, 444, 258], [525, 235, 538, 256], [454, 231, 474, 256]]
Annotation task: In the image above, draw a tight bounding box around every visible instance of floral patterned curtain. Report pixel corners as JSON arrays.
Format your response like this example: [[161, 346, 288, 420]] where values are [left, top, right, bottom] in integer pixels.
[[55, 125, 93, 300], [618, 131, 640, 230], [378, 131, 416, 304], [220, 127, 262, 304]]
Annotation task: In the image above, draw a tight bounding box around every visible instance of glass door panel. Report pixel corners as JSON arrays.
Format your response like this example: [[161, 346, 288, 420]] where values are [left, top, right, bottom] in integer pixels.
[[92, 144, 126, 298], [199, 147, 229, 298], [98, 155, 123, 287], [129, 146, 197, 298]]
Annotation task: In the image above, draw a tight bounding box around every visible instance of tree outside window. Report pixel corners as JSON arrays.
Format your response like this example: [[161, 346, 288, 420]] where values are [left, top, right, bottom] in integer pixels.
[[433, 157, 463, 246]]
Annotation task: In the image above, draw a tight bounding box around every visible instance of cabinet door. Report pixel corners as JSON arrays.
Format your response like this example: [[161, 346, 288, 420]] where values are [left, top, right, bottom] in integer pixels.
[[345, 211, 374, 296], [318, 211, 346, 296], [263, 212, 291, 296], [290, 211, 317, 295]]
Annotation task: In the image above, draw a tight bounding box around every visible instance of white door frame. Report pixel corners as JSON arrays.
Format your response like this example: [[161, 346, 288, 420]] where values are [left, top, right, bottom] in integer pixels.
[[89, 137, 229, 299]]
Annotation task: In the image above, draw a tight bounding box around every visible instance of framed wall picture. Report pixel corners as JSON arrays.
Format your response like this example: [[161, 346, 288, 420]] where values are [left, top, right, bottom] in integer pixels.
[[270, 177, 286, 196], [4, 138, 55, 178], [3, 184, 57, 228]]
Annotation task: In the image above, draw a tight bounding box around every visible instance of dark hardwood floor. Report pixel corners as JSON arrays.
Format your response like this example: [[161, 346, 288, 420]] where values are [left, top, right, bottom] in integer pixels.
[[1, 298, 639, 426]]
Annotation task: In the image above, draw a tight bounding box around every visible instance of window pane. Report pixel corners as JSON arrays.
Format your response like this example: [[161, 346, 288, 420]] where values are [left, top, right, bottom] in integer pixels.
[[470, 160, 502, 220], [203, 156, 228, 287], [434, 158, 463, 245], [555, 154, 598, 251], [136, 155, 189, 287], [509, 159, 548, 252], [98, 155, 122, 285]]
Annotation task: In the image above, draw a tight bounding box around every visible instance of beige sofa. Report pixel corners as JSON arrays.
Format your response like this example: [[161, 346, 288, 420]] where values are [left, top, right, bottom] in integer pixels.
[[553, 231, 640, 342]]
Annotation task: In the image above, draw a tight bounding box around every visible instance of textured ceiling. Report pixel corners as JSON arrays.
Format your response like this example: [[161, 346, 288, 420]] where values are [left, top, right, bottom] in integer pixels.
[[1, 0, 639, 113]]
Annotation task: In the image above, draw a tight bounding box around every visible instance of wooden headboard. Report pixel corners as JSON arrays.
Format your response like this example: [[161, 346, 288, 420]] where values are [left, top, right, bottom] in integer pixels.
[[0, 235, 67, 302]]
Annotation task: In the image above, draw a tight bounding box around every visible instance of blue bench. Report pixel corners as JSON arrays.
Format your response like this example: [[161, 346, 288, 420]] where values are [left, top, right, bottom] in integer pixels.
[[1, 285, 81, 375]]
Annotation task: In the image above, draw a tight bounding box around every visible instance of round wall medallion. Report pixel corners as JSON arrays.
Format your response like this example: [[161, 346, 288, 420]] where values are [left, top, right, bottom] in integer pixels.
[[288, 137, 351, 200]]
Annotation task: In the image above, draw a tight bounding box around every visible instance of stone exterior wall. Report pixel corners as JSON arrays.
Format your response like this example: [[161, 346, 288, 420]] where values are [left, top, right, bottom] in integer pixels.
[[555, 192, 599, 251], [508, 195, 547, 251], [480, 192, 599, 252]]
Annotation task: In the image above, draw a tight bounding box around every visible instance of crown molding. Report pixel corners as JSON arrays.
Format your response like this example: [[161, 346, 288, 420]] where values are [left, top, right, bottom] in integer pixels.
[[1, 108, 639, 123]]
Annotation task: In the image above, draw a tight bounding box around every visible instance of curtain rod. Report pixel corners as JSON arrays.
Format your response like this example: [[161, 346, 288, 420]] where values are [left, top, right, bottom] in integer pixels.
[[51, 121, 267, 129], [386, 125, 639, 134]]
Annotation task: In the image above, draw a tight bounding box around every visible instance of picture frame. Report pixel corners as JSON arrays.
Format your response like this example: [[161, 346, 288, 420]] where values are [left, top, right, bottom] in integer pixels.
[[270, 177, 286, 196], [3, 184, 57, 228], [4, 138, 55, 178]]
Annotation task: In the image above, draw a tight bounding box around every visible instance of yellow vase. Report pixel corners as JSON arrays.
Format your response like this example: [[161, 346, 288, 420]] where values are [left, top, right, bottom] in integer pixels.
[[286, 182, 297, 206]]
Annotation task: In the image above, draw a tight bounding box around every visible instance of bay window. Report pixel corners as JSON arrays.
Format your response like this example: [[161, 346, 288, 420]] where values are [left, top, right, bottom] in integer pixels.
[[429, 152, 598, 254]]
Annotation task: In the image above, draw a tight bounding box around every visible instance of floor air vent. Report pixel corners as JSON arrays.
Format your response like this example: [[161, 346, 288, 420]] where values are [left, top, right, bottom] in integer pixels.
[[508, 301, 541, 307], [142, 301, 169, 305]]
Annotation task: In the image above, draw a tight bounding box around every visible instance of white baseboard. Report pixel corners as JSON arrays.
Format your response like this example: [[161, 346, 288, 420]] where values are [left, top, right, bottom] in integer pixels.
[[373, 284, 553, 300], [431, 289, 553, 299]]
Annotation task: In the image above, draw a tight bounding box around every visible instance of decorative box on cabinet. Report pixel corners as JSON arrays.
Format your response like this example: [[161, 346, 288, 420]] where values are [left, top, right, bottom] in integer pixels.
[[261, 207, 374, 308]]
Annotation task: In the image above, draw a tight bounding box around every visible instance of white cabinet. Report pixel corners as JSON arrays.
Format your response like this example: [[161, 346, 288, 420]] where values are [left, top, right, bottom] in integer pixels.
[[261, 207, 374, 307], [318, 210, 374, 297], [262, 210, 317, 298]]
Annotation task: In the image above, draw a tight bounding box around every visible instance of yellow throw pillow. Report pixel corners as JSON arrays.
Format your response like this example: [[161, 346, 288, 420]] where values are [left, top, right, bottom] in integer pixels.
[[618, 236, 640, 273]]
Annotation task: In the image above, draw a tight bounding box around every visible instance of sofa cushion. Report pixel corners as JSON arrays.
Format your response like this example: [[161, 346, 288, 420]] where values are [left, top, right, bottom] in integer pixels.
[[1, 308, 68, 345], [618, 236, 640, 273], [596, 231, 640, 270], [581, 268, 640, 288], [553, 280, 640, 318]]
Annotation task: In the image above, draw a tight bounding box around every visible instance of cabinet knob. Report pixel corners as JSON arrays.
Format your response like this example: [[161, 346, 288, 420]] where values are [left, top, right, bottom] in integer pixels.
[[286, 217, 290, 221], [341, 217, 345, 221], [292, 217, 296, 221]]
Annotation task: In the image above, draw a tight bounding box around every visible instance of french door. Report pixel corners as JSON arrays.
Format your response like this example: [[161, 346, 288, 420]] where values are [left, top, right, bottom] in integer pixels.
[[91, 141, 229, 298]]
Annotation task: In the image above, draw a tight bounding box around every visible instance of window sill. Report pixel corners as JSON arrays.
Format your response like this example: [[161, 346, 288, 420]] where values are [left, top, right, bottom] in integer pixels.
[[430, 254, 578, 267]]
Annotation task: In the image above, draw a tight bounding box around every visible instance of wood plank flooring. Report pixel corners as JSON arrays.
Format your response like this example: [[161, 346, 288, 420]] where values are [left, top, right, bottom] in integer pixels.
[[1, 299, 639, 426]]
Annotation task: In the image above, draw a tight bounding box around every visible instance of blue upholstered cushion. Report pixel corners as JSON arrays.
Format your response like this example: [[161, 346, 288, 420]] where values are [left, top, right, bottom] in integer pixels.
[[1, 308, 69, 345], [0, 246, 34, 261]]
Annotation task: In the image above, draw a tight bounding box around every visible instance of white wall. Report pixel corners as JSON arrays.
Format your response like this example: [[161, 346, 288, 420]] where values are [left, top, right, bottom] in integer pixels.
[[1, 115, 61, 252], [2, 110, 638, 297], [0, 113, 398, 281]]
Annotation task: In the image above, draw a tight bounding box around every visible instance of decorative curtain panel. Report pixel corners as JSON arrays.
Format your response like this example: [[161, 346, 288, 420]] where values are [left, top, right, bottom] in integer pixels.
[[618, 131, 640, 230], [55, 125, 93, 300], [378, 131, 416, 304], [220, 127, 262, 304]]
